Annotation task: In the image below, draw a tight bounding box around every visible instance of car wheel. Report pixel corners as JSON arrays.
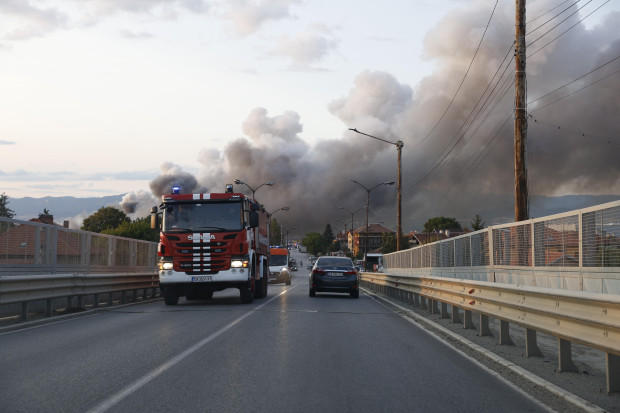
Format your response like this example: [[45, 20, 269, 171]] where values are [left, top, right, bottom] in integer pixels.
[[286, 277, 291, 286], [309, 288, 315, 297], [350, 290, 359, 298], [163, 286, 179, 305]]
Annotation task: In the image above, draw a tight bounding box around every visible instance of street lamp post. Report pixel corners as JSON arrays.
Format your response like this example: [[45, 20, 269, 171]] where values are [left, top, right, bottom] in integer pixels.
[[339, 205, 366, 253], [269, 207, 289, 245], [338, 205, 366, 234], [351, 180, 395, 271], [336, 219, 348, 253], [282, 226, 296, 248], [349, 128, 404, 251], [269, 206, 289, 216], [234, 179, 274, 201]]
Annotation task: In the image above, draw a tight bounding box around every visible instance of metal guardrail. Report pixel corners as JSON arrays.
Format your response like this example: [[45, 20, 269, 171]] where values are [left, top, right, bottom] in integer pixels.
[[0, 272, 160, 323], [360, 272, 620, 394], [385, 200, 620, 294], [0, 217, 158, 276]]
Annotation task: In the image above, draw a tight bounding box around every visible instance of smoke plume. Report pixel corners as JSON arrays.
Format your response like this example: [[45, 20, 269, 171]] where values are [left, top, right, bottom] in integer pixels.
[[126, 0, 620, 235]]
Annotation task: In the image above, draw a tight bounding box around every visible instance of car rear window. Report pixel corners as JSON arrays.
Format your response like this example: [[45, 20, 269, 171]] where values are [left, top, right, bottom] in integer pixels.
[[317, 258, 353, 267]]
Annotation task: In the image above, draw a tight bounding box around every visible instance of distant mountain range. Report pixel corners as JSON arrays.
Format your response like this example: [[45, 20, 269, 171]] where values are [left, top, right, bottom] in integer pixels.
[[10, 195, 125, 222], [6, 193, 620, 229]]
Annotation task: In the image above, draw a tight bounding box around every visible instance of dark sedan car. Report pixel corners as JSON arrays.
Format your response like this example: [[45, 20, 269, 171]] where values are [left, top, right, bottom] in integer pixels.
[[309, 256, 359, 298]]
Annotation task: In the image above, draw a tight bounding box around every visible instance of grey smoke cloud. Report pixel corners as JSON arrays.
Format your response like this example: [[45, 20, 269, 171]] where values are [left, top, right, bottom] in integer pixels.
[[120, 190, 158, 217], [129, 0, 619, 235], [149, 162, 207, 197]]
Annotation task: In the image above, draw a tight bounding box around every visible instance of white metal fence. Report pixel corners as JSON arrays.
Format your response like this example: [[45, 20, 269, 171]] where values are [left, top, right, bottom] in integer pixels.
[[385, 200, 620, 294], [0, 217, 158, 275]]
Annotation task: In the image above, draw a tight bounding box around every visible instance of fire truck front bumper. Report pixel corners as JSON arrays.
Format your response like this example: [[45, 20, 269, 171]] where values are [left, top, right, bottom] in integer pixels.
[[159, 268, 250, 284]]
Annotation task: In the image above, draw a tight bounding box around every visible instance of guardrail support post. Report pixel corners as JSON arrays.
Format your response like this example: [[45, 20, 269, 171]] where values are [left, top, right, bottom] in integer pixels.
[[463, 309, 474, 329], [21, 302, 28, 321], [440, 302, 449, 319], [431, 299, 439, 314], [413, 293, 420, 307], [479, 314, 492, 337], [94, 294, 100, 309], [420, 296, 428, 311], [607, 353, 620, 393], [525, 328, 542, 357], [46, 299, 52, 317], [558, 338, 578, 372], [499, 320, 514, 345], [451, 306, 461, 324]]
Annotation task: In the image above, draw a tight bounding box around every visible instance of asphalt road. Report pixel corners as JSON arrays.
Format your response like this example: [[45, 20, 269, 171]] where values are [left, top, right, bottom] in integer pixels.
[[0, 249, 552, 413]]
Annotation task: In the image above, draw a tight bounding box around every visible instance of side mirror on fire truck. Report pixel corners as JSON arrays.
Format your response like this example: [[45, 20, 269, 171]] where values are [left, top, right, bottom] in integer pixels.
[[150, 206, 160, 230], [248, 211, 259, 228]]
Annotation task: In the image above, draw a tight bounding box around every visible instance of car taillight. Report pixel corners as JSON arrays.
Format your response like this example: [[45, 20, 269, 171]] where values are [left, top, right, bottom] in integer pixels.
[[344, 270, 357, 275], [313, 268, 326, 275]]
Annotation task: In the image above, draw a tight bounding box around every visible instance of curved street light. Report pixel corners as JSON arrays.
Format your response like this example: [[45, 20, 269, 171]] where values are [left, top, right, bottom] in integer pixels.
[[234, 179, 274, 201], [269, 206, 290, 216], [349, 128, 403, 250], [351, 179, 395, 271]]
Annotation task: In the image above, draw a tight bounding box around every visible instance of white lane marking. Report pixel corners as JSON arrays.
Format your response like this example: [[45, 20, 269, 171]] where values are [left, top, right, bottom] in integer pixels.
[[86, 287, 295, 413]]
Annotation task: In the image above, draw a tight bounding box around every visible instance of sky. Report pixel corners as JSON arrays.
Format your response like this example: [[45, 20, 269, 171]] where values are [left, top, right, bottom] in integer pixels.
[[1, 0, 620, 234]]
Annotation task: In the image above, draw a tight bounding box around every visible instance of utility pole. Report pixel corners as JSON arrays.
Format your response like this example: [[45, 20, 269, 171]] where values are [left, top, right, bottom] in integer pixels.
[[514, 0, 529, 222], [396, 140, 403, 249], [349, 128, 404, 250]]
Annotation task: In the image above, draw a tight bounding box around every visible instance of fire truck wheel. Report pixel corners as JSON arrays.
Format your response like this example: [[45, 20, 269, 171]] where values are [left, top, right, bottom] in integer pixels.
[[252, 265, 266, 298], [163, 286, 179, 305], [240, 279, 254, 304]]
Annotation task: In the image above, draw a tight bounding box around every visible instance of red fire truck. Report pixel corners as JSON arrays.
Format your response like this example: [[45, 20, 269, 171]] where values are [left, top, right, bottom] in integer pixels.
[[151, 185, 270, 305]]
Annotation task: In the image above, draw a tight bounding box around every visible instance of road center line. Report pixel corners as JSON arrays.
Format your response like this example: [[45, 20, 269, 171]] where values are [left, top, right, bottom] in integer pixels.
[[86, 287, 294, 413]]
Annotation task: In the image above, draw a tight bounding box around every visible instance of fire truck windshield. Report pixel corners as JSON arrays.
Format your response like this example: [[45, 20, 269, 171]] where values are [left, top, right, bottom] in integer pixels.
[[163, 201, 243, 232]]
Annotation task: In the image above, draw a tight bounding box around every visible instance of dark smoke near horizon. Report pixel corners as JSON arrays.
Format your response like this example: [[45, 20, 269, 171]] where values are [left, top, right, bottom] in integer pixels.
[[121, 1, 620, 237]]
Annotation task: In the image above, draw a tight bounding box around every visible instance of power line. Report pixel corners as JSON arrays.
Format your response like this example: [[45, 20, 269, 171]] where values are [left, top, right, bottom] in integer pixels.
[[526, 0, 582, 37], [529, 53, 620, 105], [529, 114, 620, 146], [527, 0, 579, 25], [529, 0, 610, 57], [530, 65, 620, 112], [414, 0, 499, 148], [528, 0, 595, 47], [410, 112, 513, 222], [407, 42, 515, 189]]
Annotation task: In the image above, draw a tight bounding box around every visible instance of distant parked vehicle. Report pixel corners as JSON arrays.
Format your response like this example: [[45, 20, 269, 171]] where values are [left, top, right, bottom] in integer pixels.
[[309, 256, 359, 298]]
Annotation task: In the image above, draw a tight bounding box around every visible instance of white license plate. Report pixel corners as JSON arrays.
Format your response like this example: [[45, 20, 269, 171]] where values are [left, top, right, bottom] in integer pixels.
[[192, 276, 212, 282], [327, 272, 342, 277]]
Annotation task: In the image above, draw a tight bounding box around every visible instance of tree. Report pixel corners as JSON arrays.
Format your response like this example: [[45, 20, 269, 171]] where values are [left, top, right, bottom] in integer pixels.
[[270, 218, 282, 246], [82, 206, 130, 233], [381, 233, 397, 254], [0, 192, 15, 218], [322, 224, 339, 252], [103, 217, 159, 241], [302, 232, 327, 256], [423, 216, 462, 233], [471, 214, 486, 231]]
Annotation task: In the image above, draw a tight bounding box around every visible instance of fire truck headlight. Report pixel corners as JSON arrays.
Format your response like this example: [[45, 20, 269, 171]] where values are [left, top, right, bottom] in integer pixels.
[[159, 257, 173, 270], [231, 259, 249, 268]]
